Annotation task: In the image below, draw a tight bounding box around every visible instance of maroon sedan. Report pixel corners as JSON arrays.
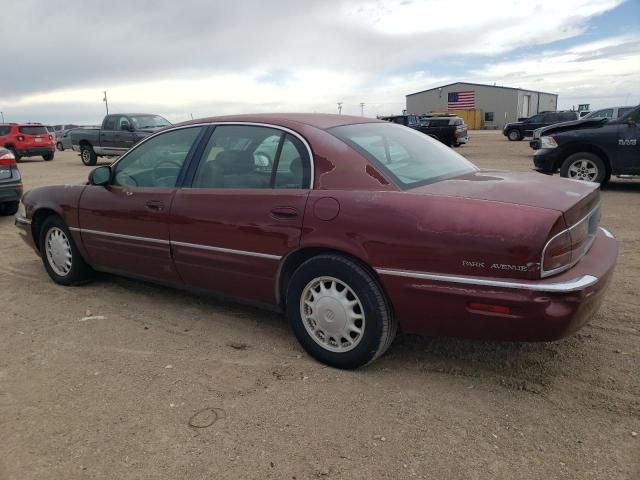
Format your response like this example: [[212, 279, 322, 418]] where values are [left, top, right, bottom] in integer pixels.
[[15, 114, 617, 368]]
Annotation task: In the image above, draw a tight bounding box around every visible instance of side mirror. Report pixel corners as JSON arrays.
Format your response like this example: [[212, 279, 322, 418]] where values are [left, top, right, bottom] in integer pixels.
[[89, 165, 111, 186]]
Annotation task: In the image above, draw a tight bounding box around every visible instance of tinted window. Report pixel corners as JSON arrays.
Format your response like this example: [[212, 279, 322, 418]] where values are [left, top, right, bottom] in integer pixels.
[[428, 119, 450, 127], [528, 115, 543, 123], [330, 122, 476, 189], [112, 127, 202, 188], [0, 126, 10, 135], [588, 109, 613, 120], [560, 112, 578, 121], [193, 126, 309, 189], [484, 112, 494, 122], [274, 135, 310, 189], [19, 126, 48, 134], [103, 116, 117, 130], [618, 107, 633, 118], [130, 115, 171, 129]]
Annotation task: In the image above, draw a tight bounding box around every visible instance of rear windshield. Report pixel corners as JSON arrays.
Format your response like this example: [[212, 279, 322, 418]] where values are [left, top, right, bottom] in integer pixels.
[[19, 126, 47, 135], [329, 123, 476, 189]]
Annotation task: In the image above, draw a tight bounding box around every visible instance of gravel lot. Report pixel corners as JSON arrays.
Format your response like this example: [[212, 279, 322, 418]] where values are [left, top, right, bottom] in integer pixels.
[[1, 131, 638, 480]]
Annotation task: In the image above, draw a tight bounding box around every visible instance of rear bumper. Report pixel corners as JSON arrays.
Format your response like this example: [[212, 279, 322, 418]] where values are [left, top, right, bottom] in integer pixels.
[[377, 228, 618, 341], [0, 184, 22, 203], [15, 215, 38, 254], [16, 147, 55, 157]]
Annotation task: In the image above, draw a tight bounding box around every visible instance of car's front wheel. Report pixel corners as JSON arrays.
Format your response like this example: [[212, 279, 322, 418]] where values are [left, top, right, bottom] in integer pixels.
[[507, 129, 522, 141], [560, 152, 607, 184], [80, 144, 97, 166], [39, 216, 93, 285], [286, 254, 397, 369]]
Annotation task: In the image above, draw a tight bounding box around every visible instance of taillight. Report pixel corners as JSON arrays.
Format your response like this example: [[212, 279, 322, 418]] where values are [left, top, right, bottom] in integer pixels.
[[17, 135, 24, 142], [49, 134, 53, 141], [0, 150, 16, 165], [542, 230, 572, 274]]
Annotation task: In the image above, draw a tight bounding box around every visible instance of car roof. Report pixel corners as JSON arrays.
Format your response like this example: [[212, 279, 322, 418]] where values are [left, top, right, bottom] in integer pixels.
[[174, 113, 384, 131]]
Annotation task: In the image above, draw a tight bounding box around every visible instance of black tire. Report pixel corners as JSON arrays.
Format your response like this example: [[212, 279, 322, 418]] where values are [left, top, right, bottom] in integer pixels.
[[0, 201, 19, 216], [80, 144, 97, 166], [507, 129, 522, 141], [42, 152, 54, 161], [38, 215, 93, 286], [56, 142, 64, 151], [452, 142, 461, 148], [7, 147, 21, 162], [286, 254, 397, 369], [560, 152, 607, 184]]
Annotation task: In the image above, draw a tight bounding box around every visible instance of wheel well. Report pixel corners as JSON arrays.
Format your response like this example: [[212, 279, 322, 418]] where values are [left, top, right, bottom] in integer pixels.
[[276, 247, 385, 310], [79, 140, 91, 148], [557, 143, 610, 173], [30, 208, 59, 252]]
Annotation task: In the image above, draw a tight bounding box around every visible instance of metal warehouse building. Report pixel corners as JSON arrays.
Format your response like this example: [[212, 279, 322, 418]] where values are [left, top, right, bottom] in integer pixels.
[[406, 82, 558, 129]]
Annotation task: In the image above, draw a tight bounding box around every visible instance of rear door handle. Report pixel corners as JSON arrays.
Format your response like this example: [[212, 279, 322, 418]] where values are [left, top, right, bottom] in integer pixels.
[[270, 206, 298, 220], [145, 200, 165, 211]]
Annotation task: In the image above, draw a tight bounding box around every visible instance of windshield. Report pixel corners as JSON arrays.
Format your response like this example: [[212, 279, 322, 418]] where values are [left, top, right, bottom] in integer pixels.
[[129, 115, 171, 129], [329, 123, 477, 189]]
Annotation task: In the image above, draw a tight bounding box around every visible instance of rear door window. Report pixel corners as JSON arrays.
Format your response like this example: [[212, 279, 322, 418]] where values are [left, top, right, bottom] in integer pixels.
[[103, 116, 117, 130], [590, 109, 614, 120], [18, 126, 48, 135], [617, 108, 633, 118]]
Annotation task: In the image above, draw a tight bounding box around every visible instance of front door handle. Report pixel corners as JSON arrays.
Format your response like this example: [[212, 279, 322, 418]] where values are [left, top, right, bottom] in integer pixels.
[[270, 206, 298, 220], [145, 200, 165, 212]]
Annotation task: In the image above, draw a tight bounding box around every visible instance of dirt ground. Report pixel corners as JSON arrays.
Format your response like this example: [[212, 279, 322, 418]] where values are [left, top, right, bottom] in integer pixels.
[[1, 131, 638, 480]]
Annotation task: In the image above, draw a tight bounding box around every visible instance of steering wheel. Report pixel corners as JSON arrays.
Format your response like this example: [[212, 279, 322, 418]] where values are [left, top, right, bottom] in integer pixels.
[[152, 159, 183, 187]]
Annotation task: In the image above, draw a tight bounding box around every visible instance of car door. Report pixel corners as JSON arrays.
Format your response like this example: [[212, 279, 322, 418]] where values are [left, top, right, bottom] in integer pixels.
[[615, 108, 640, 174], [78, 126, 205, 282], [524, 114, 544, 135], [104, 115, 136, 153], [170, 124, 312, 305]]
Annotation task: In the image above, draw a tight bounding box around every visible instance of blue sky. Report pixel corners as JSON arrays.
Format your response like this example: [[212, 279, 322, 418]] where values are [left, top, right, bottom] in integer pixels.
[[0, 0, 638, 123]]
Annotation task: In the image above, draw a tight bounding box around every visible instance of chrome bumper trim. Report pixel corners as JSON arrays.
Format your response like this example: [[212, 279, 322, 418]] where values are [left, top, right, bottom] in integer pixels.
[[14, 215, 31, 226], [600, 226, 615, 239], [375, 268, 598, 293]]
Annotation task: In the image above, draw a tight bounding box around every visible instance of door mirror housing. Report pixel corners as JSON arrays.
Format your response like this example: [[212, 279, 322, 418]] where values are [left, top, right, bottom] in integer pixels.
[[89, 165, 111, 186]]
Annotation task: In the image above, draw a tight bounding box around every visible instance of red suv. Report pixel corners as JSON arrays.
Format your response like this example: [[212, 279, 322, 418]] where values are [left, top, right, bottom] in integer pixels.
[[0, 123, 55, 161]]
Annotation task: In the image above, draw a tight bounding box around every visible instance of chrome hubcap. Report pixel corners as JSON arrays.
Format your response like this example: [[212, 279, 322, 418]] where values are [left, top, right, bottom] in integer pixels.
[[509, 131, 519, 140], [300, 276, 365, 353], [45, 227, 72, 276], [82, 149, 90, 163], [568, 159, 598, 181]]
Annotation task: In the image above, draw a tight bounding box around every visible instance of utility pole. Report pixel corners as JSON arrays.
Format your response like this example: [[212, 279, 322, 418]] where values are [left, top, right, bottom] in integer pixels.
[[337, 102, 343, 115], [360, 102, 365, 117], [103, 91, 109, 115]]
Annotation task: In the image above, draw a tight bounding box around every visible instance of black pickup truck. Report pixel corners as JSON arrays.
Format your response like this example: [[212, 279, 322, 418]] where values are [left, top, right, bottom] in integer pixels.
[[71, 113, 171, 165], [533, 105, 639, 185], [379, 114, 468, 147]]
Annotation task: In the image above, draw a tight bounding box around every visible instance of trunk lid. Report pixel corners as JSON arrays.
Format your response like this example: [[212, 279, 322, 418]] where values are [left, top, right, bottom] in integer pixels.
[[412, 170, 600, 223]]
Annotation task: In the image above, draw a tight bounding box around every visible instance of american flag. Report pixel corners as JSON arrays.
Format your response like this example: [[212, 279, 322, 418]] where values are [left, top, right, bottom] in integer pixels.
[[447, 91, 475, 109]]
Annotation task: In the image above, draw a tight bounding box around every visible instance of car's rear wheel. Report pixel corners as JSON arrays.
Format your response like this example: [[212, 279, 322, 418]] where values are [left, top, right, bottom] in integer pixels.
[[42, 152, 54, 161], [560, 152, 607, 184], [8, 147, 21, 162], [80, 144, 97, 166], [56, 142, 64, 151], [286, 254, 396, 369], [507, 129, 522, 141], [0, 201, 19, 216], [39, 216, 93, 285]]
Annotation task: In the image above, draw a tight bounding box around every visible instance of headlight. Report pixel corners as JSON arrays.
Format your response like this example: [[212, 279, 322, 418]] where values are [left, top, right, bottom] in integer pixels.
[[540, 136, 558, 149]]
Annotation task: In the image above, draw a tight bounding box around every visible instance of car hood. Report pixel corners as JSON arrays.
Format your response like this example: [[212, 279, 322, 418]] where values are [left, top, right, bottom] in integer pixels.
[[411, 170, 598, 214], [538, 117, 607, 136]]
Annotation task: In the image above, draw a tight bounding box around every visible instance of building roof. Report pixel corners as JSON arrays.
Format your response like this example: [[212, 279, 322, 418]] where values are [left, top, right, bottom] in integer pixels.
[[406, 81, 557, 98], [175, 113, 383, 130]]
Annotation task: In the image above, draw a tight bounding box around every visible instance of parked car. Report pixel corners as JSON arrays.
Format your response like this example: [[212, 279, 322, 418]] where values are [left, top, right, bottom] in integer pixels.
[[0, 123, 55, 161], [56, 129, 77, 151], [0, 147, 22, 215], [16, 113, 617, 369], [418, 114, 468, 147], [379, 114, 468, 147], [533, 105, 640, 184], [70, 113, 171, 166], [503, 111, 579, 141], [530, 106, 636, 149]]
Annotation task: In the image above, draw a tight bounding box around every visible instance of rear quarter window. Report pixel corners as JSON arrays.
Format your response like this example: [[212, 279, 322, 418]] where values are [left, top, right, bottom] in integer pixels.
[[0, 126, 11, 135], [18, 126, 48, 135]]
